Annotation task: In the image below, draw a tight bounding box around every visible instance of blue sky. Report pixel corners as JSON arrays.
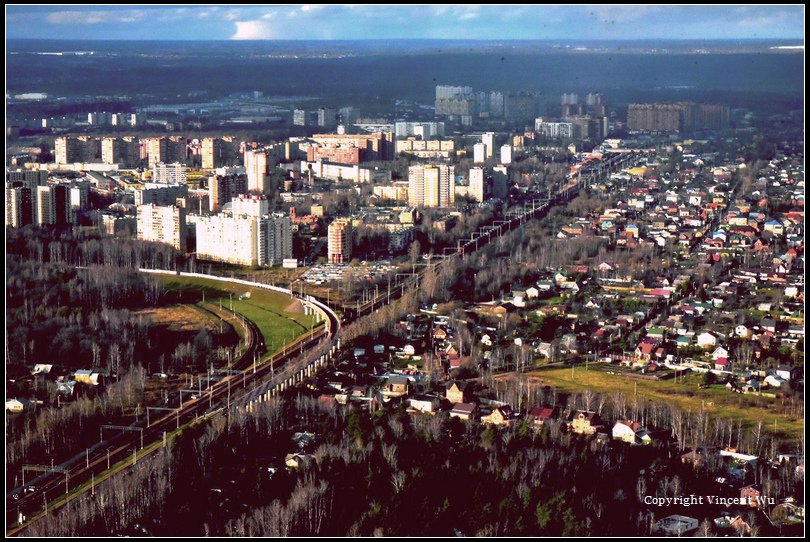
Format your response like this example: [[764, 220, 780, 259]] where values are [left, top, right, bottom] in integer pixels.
[[5, 4, 805, 41]]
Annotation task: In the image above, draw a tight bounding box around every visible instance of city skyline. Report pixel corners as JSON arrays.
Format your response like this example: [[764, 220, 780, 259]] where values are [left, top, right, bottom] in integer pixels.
[[6, 4, 806, 41]]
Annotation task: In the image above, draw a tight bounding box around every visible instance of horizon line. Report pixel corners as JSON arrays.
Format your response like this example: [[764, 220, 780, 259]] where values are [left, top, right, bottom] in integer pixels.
[[7, 37, 805, 42]]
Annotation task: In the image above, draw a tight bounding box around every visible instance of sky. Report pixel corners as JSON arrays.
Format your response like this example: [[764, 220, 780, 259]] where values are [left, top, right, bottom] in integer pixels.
[[5, 4, 806, 41]]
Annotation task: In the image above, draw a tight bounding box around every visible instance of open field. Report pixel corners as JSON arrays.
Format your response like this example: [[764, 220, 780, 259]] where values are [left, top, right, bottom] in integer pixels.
[[137, 304, 223, 333], [157, 276, 318, 359], [515, 364, 804, 444]]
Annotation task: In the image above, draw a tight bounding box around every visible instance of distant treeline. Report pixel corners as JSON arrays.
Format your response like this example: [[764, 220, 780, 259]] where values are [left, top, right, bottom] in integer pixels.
[[7, 46, 804, 111]]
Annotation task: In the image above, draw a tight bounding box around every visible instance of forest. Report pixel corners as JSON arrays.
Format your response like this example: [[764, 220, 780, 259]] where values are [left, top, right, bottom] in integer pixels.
[[23, 386, 803, 537]]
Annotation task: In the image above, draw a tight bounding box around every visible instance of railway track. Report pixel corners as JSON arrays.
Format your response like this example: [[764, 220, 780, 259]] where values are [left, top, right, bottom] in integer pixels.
[[7, 150, 645, 535], [6, 294, 336, 536]]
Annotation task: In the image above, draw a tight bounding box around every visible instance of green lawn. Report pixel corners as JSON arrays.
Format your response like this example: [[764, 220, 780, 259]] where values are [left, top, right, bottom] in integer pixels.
[[521, 364, 804, 444], [158, 276, 319, 360]]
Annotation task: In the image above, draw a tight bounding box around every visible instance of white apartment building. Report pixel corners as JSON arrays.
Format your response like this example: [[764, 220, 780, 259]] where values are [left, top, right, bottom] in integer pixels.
[[195, 213, 291, 267], [244, 149, 271, 193], [151, 162, 187, 184], [500, 144, 513, 165], [136, 204, 187, 252], [473, 142, 487, 164], [469, 167, 486, 202], [231, 193, 270, 218], [535, 119, 575, 139], [482, 132, 495, 159], [394, 121, 446, 139]]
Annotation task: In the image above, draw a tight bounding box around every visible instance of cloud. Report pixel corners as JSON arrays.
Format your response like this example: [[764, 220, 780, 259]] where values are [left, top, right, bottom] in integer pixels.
[[300, 5, 324, 13], [459, 8, 480, 21], [734, 10, 797, 28], [231, 20, 274, 40], [45, 9, 148, 25], [589, 5, 664, 25]]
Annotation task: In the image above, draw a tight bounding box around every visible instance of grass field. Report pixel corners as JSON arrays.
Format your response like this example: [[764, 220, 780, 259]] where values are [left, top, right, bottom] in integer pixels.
[[515, 364, 804, 444], [158, 276, 319, 360]]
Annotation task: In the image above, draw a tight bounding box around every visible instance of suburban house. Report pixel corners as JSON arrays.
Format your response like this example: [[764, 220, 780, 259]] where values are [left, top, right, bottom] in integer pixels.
[[697, 332, 718, 349], [31, 364, 54, 375], [381, 376, 410, 398], [653, 515, 699, 536], [408, 395, 441, 414], [611, 420, 651, 445], [446, 381, 472, 404], [449, 402, 478, 421], [284, 453, 314, 470], [635, 338, 659, 362], [481, 405, 514, 426], [735, 324, 752, 339], [74, 369, 106, 386], [5, 398, 29, 413], [527, 406, 555, 428], [570, 410, 601, 435], [776, 365, 800, 381]]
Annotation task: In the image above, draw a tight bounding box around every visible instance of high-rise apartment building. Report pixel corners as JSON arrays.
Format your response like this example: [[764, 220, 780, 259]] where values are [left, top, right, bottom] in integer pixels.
[[5, 186, 36, 227], [317, 108, 337, 129], [231, 193, 270, 218], [473, 142, 487, 164], [6, 169, 48, 187], [244, 149, 272, 193], [151, 162, 187, 184], [408, 164, 455, 208], [585, 93, 608, 116], [492, 166, 509, 199], [136, 204, 187, 252], [627, 103, 727, 133], [627, 104, 684, 132], [394, 122, 446, 139], [195, 210, 291, 267], [309, 132, 394, 162], [35, 184, 72, 226], [101, 137, 140, 167], [435, 85, 476, 117], [201, 137, 237, 169], [145, 137, 186, 167], [482, 132, 495, 159], [135, 183, 189, 207], [488, 91, 504, 118], [503, 92, 538, 124], [54, 136, 84, 164], [561, 93, 581, 117], [328, 218, 353, 264], [469, 167, 486, 203], [500, 145, 513, 165], [208, 173, 249, 212]]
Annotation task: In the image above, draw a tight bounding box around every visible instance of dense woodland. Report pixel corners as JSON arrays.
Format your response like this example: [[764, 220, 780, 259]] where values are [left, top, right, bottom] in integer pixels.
[[25, 388, 803, 537]]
